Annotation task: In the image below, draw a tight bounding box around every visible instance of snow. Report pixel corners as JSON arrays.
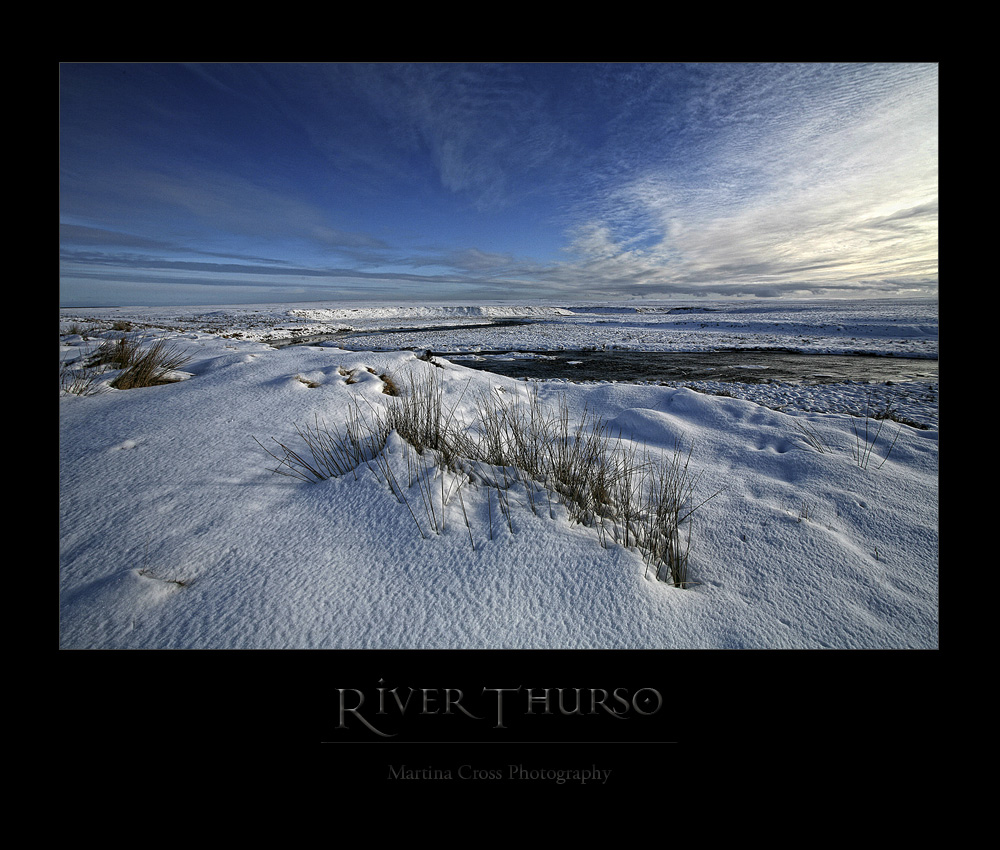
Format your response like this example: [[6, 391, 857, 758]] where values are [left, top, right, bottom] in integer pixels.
[[59, 298, 938, 649]]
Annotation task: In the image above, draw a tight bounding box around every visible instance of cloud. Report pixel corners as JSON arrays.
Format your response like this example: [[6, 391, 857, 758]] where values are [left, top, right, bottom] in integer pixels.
[[556, 63, 938, 297], [306, 63, 587, 211], [60, 224, 180, 251], [60, 62, 937, 306]]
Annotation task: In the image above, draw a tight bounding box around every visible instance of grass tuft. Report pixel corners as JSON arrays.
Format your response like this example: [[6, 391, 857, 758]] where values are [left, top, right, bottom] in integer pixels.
[[109, 337, 191, 389], [258, 369, 720, 587], [75, 333, 191, 390], [850, 389, 902, 470], [86, 334, 143, 370], [59, 356, 107, 396], [380, 372, 400, 396]]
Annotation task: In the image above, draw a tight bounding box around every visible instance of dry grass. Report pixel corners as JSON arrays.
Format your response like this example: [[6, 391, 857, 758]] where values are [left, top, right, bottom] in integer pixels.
[[109, 337, 191, 389], [850, 390, 901, 470], [258, 368, 720, 587], [81, 333, 191, 390], [59, 357, 107, 396], [86, 335, 143, 370], [379, 372, 400, 396]]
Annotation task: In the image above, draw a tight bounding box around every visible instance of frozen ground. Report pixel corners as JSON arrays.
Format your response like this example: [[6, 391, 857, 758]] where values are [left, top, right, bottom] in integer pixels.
[[59, 298, 938, 649], [66, 297, 938, 357]]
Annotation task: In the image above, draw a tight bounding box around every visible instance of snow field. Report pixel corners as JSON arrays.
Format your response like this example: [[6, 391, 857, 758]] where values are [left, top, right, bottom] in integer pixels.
[[59, 304, 938, 649]]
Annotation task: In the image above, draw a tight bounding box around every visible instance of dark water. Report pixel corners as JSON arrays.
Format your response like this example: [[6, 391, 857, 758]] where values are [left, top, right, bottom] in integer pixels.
[[274, 327, 937, 385], [442, 349, 939, 385]]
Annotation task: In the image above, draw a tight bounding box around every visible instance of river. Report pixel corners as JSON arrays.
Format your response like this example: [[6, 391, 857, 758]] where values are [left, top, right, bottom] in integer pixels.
[[446, 349, 938, 385], [273, 327, 937, 386]]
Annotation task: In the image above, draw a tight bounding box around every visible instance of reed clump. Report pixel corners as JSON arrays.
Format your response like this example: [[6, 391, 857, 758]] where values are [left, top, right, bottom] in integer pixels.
[[61, 333, 191, 394], [258, 369, 720, 586], [109, 337, 191, 389]]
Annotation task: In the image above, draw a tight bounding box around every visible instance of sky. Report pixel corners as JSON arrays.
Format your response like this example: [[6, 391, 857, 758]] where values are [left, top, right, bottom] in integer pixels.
[[59, 62, 938, 308]]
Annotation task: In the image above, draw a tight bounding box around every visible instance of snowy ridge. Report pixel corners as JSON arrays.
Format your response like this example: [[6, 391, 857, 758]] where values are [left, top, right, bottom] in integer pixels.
[[288, 305, 576, 321]]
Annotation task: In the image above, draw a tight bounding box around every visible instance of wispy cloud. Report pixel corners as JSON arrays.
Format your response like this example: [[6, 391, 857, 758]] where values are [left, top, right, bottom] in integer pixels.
[[59, 62, 937, 305], [551, 63, 938, 298]]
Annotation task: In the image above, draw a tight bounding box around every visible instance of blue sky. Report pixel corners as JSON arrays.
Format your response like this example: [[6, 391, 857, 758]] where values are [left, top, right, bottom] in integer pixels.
[[59, 62, 938, 307]]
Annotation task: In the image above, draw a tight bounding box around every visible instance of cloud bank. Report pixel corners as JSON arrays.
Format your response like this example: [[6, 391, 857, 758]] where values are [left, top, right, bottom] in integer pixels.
[[60, 62, 938, 306]]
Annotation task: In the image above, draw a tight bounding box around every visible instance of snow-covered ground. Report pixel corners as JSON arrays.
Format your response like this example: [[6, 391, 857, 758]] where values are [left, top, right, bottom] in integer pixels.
[[59, 298, 938, 649], [65, 297, 938, 357]]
